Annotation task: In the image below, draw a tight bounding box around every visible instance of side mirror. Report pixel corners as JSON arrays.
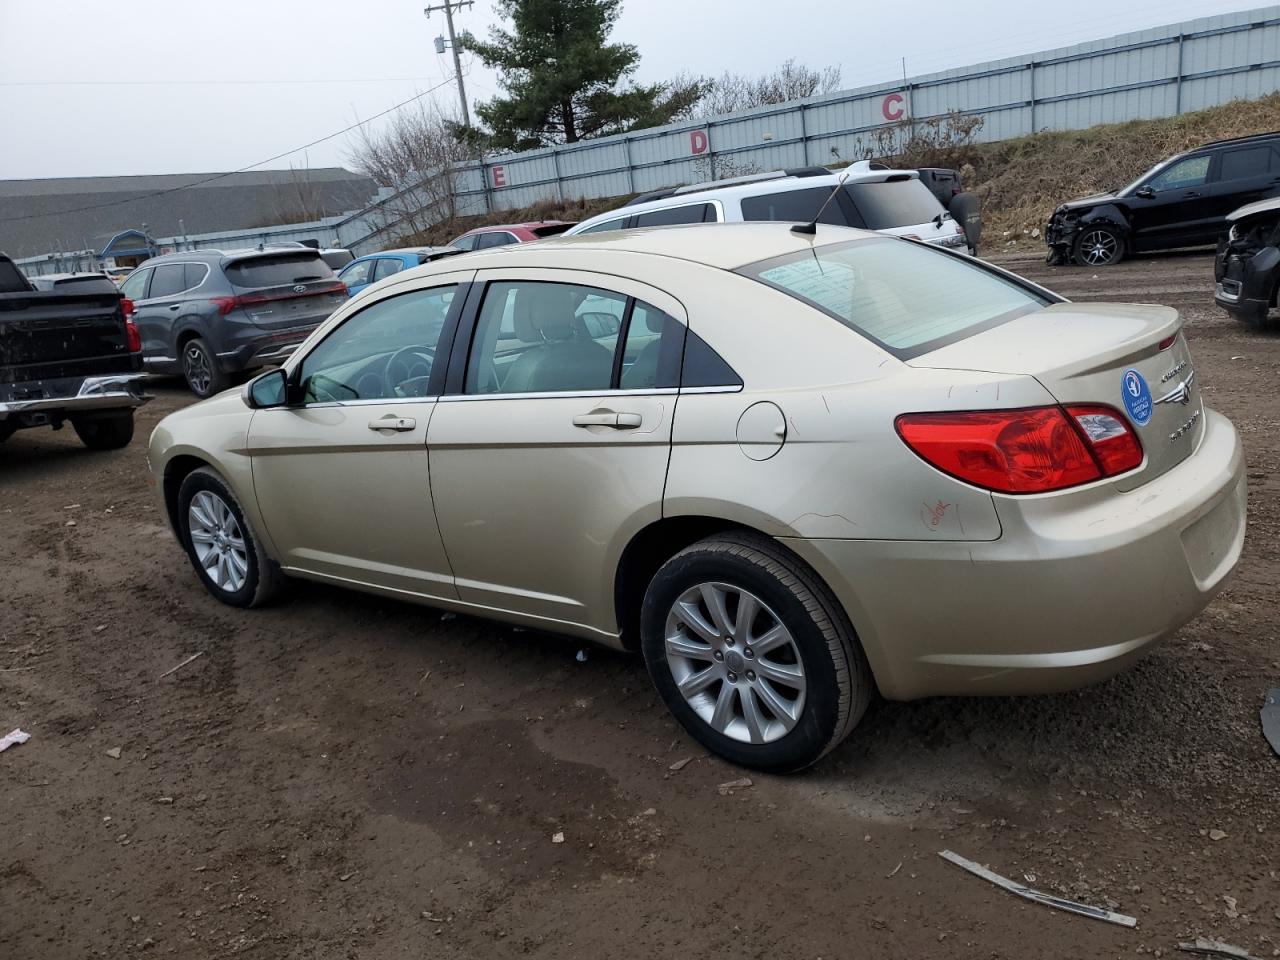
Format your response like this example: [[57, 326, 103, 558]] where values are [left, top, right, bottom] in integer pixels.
[[243, 368, 289, 409], [1135, 186, 1156, 199]]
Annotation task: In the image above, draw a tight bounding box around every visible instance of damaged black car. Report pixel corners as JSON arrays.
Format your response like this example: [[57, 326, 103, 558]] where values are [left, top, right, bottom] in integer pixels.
[[1045, 132, 1280, 266], [1215, 197, 1280, 328]]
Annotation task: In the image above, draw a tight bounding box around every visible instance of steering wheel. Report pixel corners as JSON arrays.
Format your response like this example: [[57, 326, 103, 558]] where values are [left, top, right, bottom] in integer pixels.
[[384, 345, 435, 397]]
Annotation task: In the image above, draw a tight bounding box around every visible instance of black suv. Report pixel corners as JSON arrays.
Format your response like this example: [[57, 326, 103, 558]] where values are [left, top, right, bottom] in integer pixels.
[[120, 247, 347, 396], [1045, 132, 1280, 266]]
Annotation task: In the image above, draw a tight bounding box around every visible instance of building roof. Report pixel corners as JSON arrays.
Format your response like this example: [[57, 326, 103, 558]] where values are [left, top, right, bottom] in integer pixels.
[[0, 168, 378, 258]]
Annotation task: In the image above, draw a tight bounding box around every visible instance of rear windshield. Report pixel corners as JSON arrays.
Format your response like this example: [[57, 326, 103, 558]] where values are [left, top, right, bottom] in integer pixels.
[[737, 237, 1049, 359], [224, 253, 334, 289], [844, 178, 945, 230]]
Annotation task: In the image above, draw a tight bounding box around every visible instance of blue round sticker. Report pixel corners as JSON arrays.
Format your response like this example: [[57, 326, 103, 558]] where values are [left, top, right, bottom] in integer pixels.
[[1121, 368, 1152, 426]]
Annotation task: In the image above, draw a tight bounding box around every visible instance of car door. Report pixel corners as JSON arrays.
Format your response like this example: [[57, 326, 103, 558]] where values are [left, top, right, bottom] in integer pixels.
[[338, 258, 376, 296], [427, 270, 686, 635], [1209, 143, 1280, 226], [1127, 154, 1217, 249], [246, 272, 471, 598]]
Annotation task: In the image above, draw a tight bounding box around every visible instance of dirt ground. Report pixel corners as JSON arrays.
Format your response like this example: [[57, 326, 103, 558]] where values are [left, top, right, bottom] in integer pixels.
[[3, 250, 1278, 960]]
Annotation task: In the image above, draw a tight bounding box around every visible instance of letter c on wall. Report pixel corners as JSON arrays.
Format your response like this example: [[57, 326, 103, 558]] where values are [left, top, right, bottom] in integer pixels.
[[882, 93, 905, 121]]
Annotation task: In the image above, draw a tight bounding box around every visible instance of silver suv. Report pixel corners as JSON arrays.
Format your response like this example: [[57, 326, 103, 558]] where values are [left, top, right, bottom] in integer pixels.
[[567, 163, 974, 252]]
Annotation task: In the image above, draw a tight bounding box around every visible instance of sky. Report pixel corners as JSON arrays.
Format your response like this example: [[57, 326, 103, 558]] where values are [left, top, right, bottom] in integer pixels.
[[0, 0, 1264, 181]]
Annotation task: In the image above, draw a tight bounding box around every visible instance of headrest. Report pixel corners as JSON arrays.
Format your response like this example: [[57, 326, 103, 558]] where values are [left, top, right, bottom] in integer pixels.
[[638, 305, 665, 333], [512, 284, 579, 342]]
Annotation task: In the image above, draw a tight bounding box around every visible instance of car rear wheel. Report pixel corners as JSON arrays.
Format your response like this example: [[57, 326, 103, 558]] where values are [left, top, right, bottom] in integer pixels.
[[72, 411, 134, 450], [182, 338, 228, 398], [177, 466, 282, 608], [640, 532, 872, 772], [1074, 226, 1126, 266]]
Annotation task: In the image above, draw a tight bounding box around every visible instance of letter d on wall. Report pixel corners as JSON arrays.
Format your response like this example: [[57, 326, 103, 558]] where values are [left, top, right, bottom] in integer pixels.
[[689, 130, 709, 155]]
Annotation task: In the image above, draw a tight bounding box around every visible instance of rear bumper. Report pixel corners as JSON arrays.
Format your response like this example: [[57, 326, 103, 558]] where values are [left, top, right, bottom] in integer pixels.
[[0, 373, 150, 420], [786, 409, 1246, 700], [215, 322, 322, 372]]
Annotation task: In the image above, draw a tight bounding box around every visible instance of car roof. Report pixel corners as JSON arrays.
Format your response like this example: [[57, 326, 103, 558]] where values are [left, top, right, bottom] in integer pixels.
[[574, 164, 923, 229], [420, 221, 879, 273]]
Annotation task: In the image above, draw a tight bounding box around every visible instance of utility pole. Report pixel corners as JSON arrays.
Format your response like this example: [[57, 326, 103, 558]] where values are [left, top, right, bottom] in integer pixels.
[[425, 1, 473, 128]]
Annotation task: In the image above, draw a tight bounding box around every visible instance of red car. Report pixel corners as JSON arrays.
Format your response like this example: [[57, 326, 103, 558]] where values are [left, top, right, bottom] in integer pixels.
[[448, 220, 575, 251]]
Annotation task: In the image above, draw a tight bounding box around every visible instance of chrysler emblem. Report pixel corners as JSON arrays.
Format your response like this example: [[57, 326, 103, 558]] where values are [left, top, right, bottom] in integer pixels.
[[1154, 370, 1195, 406]]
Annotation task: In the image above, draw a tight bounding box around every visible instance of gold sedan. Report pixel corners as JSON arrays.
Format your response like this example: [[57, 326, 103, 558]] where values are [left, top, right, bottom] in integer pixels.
[[149, 223, 1246, 771]]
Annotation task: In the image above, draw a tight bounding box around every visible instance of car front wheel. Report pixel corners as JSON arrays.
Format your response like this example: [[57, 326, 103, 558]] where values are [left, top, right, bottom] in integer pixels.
[[1074, 225, 1126, 266], [177, 466, 282, 607], [640, 532, 872, 772]]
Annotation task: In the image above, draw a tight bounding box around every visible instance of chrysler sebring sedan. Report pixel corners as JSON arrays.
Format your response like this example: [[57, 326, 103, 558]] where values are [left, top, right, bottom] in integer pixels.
[[148, 223, 1247, 771]]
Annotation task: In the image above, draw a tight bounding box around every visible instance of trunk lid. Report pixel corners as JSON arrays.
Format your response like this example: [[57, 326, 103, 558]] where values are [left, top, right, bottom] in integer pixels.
[[221, 251, 346, 330], [908, 302, 1203, 491]]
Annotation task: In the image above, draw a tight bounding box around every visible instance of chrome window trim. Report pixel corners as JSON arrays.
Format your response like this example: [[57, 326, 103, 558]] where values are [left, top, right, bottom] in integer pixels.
[[439, 387, 680, 403], [294, 395, 441, 411]]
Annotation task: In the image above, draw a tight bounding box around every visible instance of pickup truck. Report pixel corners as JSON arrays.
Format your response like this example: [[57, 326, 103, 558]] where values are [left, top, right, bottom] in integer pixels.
[[1, 254, 149, 449]]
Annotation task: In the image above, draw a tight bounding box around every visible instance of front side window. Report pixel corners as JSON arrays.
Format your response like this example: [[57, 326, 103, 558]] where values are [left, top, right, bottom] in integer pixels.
[[339, 259, 374, 287], [1148, 155, 1211, 192], [450, 234, 478, 251], [578, 217, 629, 235], [148, 263, 188, 298], [298, 285, 456, 403], [738, 236, 1049, 359], [465, 281, 681, 395], [372, 257, 404, 281], [119, 268, 151, 301], [634, 203, 715, 227]]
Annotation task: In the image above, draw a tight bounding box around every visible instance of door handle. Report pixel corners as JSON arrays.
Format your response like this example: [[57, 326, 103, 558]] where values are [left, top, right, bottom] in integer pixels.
[[1182, 190, 1202, 198], [368, 416, 416, 432], [167, 304, 181, 311], [572, 410, 643, 429]]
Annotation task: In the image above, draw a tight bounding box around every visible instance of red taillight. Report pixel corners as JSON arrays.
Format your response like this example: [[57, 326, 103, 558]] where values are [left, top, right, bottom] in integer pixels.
[[1157, 334, 1176, 350], [121, 298, 134, 319], [896, 405, 1143, 494], [1064, 404, 1144, 476], [211, 295, 239, 316], [124, 318, 142, 352]]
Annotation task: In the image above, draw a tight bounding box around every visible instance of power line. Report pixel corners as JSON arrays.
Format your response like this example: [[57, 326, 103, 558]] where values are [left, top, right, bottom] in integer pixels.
[[0, 77, 457, 224], [0, 76, 444, 88]]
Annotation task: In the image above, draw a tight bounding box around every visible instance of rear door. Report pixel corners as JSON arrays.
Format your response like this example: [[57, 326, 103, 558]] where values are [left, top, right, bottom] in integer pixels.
[[1209, 143, 1280, 225], [426, 270, 685, 634], [132, 262, 201, 362]]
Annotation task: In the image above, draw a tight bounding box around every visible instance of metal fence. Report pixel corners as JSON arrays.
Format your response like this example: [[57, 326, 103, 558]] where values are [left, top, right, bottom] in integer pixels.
[[15, 4, 1280, 274]]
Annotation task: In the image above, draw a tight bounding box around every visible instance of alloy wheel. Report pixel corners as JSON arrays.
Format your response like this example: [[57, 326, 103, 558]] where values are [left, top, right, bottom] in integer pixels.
[[187, 490, 248, 593], [1078, 229, 1120, 266], [664, 582, 806, 744], [184, 343, 213, 395]]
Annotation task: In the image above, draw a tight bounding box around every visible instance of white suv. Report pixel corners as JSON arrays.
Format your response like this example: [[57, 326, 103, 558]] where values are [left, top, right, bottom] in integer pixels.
[[566, 162, 973, 252]]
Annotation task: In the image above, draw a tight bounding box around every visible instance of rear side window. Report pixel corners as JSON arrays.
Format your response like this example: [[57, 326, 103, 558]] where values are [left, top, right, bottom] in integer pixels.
[[373, 257, 404, 281], [148, 263, 188, 298], [634, 203, 715, 227], [183, 263, 208, 290], [1220, 146, 1274, 180], [224, 253, 333, 289], [843, 179, 944, 230], [740, 187, 849, 226], [738, 237, 1049, 359]]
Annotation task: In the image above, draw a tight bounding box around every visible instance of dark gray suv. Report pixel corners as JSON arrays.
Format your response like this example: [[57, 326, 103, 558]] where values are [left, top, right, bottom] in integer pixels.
[[120, 248, 347, 396]]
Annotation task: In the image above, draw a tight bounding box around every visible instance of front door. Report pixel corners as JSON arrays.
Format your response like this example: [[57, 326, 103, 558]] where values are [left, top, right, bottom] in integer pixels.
[[247, 276, 468, 599], [1128, 154, 1217, 250], [427, 270, 686, 635]]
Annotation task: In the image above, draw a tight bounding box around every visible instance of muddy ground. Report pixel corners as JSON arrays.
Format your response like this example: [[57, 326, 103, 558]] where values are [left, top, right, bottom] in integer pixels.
[[2, 251, 1278, 959]]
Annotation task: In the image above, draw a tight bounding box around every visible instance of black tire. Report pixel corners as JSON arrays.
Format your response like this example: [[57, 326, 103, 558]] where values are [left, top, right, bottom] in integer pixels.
[[1072, 224, 1126, 266], [72, 411, 134, 450], [181, 338, 228, 398], [640, 532, 873, 773], [177, 466, 283, 608]]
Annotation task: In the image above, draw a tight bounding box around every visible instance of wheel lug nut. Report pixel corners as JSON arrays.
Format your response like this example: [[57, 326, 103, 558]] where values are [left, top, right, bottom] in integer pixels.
[[727, 672, 737, 683], [746, 670, 756, 681], [744, 648, 754, 658], [714, 651, 723, 661], [725, 638, 735, 646]]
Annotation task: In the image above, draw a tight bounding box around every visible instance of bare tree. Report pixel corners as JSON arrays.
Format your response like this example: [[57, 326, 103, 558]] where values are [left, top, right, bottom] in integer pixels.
[[683, 59, 843, 119], [345, 101, 473, 240]]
